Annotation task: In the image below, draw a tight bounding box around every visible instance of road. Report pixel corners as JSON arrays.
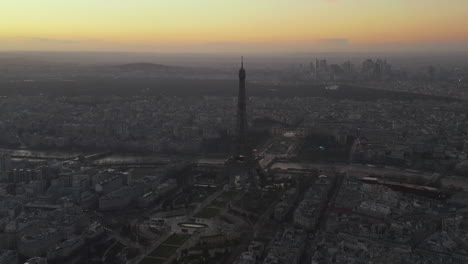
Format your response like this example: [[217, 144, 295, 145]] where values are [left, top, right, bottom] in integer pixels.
[[270, 161, 436, 182]]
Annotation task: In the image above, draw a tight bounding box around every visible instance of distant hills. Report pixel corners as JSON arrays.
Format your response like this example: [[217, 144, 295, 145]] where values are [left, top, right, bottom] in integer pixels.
[[116, 62, 183, 72]]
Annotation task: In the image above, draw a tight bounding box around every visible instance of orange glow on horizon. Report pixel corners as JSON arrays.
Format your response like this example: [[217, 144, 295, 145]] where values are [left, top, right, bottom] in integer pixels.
[[1, 0, 468, 52]]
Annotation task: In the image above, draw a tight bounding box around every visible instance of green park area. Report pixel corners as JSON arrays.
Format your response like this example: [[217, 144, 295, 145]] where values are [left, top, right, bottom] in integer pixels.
[[211, 190, 238, 207], [104, 241, 126, 264], [195, 207, 220, 219], [149, 244, 179, 259], [140, 233, 191, 264], [220, 190, 238, 200], [139, 257, 166, 264], [164, 233, 191, 246]]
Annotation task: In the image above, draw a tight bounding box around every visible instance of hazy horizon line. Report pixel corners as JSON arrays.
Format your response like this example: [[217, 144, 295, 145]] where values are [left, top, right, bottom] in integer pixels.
[[2, 49, 468, 56]]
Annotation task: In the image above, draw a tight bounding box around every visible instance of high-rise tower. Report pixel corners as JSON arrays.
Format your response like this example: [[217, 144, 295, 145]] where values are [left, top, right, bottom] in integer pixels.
[[225, 57, 258, 188], [235, 57, 248, 157]]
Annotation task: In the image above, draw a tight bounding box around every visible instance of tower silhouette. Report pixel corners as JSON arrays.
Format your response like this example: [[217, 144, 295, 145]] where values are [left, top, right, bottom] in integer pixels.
[[225, 57, 258, 188], [235, 56, 248, 157]]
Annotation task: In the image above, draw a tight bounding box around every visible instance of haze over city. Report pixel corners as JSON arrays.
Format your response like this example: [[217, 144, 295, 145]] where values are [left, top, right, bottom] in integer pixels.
[[1, 1, 468, 264]]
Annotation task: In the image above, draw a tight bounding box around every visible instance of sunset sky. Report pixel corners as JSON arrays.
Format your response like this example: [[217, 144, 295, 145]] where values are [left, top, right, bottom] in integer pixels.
[[2, 0, 468, 53]]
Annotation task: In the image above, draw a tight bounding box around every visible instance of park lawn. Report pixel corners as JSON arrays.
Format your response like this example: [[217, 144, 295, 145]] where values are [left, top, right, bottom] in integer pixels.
[[149, 244, 179, 259], [211, 199, 227, 207], [106, 241, 125, 258], [220, 190, 238, 200], [140, 257, 166, 264], [212, 190, 238, 206], [195, 207, 220, 219], [163, 233, 191, 246]]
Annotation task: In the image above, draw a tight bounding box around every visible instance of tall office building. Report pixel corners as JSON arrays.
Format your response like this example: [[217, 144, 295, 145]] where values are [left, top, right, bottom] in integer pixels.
[[319, 59, 328, 72]]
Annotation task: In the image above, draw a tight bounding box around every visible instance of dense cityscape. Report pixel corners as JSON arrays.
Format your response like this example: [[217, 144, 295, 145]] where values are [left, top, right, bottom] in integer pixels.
[[0, 52, 467, 264]]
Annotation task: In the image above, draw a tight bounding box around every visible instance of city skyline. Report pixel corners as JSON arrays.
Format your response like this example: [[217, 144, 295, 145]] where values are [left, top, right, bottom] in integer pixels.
[[2, 0, 468, 53], [1, 1, 468, 264]]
